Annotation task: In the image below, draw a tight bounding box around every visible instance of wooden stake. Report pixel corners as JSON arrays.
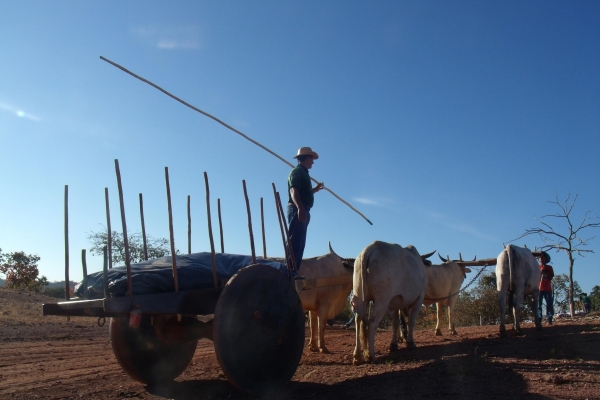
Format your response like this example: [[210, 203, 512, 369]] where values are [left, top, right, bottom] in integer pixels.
[[114, 159, 133, 297], [187, 195, 192, 254], [242, 180, 256, 264], [272, 184, 293, 277], [81, 249, 88, 300], [260, 197, 267, 258], [139, 193, 148, 261], [102, 246, 109, 298], [164, 167, 179, 292], [204, 172, 218, 288], [276, 191, 297, 273], [217, 198, 224, 253], [104, 188, 113, 269], [64, 185, 70, 301]]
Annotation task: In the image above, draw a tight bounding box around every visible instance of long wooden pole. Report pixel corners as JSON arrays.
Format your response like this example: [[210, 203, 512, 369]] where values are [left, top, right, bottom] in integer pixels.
[[139, 193, 148, 261], [164, 167, 179, 292], [272, 183, 294, 277], [104, 188, 113, 269], [114, 159, 133, 297], [276, 191, 297, 273], [64, 185, 70, 301], [102, 246, 109, 298], [100, 56, 373, 225], [81, 249, 88, 300], [260, 197, 267, 258], [187, 195, 192, 254], [242, 180, 256, 264], [204, 172, 218, 288], [217, 199, 224, 253]]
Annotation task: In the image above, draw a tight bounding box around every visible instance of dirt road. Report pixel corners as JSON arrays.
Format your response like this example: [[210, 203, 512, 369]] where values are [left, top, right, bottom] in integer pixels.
[[1, 288, 599, 399]]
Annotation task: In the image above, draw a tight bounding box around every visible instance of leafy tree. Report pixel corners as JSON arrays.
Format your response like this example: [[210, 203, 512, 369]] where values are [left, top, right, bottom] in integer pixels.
[[551, 274, 582, 314], [514, 193, 599, 317], [589, 285, 600, 312], [87, 229, 177, 266], [0, 248, 48, 292]]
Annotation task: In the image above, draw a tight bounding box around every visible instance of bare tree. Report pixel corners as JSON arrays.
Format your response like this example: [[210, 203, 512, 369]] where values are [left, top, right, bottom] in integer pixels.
[[514, 193, 599, 317]]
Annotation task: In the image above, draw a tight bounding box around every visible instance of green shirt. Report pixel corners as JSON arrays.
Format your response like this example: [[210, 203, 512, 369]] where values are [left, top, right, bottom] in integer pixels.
[[288, 165, 314, 209]]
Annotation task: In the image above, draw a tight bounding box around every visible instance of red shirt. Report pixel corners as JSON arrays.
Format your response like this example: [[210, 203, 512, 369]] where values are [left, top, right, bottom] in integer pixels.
[[539, 264, 554, 292]]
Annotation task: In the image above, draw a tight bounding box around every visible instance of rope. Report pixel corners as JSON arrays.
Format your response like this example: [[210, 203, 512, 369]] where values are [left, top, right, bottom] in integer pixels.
[[424, 265, 490, 302]]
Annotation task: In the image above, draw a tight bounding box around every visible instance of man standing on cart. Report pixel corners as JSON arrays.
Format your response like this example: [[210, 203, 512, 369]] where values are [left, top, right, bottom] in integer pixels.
[[287, 147, 324, 279]]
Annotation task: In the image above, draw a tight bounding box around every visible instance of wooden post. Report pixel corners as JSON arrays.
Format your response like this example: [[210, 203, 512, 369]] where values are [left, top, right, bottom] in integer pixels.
[[242, 180, 256, 264], [164, 167, 179, 292], [64, 185, 70, 301], [104, 188, 113, 269], [272, 183, 293, 276], [187, 195, 192, 254], [114, 159, 133, 297], [261, 197, 267, 258], [81, 249, 88, 300], [102, 246, 109, 299], [217, 198, 224, 253], [139, 193, 148, 261], [204, 172, 218, 288]]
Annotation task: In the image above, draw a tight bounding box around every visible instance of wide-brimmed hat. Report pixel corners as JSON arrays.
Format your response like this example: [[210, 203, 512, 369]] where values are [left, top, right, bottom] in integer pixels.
[[293, 147, 319, 159]]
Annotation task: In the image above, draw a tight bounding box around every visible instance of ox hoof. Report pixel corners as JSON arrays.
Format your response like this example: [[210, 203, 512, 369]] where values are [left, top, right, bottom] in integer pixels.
[[499, 331, 507, 338], [352, 356, 365, 366], [319, 347, 331, 354], [515, 330, 523, 336], [406, 342, 417, 350], [450, 330, 458, 336], [389, 343, 399, 353], [535, 324, 543, 331], [309, 344, 319, 352], [434, 329, 442, 336]]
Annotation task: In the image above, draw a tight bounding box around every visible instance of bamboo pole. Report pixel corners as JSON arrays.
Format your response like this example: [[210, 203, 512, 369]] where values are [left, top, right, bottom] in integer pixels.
[[217, 199, 224, 253], [64, 185, 70, 301], [242, 180, 256, 264], [260, 197, 267, 258], [100, 56, 373, 225], [102, 246, 109, 299], [204, 172, 218, 288], [81, 249, 88, 300], [164, 167, 179, 292], [114, 159, 133, 297], [104, 188, 113, 269], [139, 193, 148, 261], [187, 195, 192, 254]]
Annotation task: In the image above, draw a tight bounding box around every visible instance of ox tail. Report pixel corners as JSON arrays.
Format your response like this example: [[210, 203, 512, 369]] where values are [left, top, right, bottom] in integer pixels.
[[507, 244, 515, 293]]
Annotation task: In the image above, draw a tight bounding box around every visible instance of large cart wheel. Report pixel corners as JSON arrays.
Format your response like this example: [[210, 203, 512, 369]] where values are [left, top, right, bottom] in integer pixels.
[[109, 315, 198, 385], [214, 264, 305, 396]]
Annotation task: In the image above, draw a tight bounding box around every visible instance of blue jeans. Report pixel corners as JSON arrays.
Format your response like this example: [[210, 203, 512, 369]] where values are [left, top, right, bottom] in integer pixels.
[[538, 291, 554, 322], [286, 203, 310, 272]]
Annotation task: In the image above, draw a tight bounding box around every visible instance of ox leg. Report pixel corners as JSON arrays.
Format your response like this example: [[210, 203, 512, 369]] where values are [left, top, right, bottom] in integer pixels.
[[368, 303, 387, 362], [316, 312, 330, 354], [389, 309, 399, 353], [448, 302, 457, 335], [308, 311, 319, 352], [405, 304, 420, 350], [434, 303, 443, 336], [353, 300, 369, 366], [397, 312, 408, 343], [513, 289, 524, 336], [498, 291, 507, 338]]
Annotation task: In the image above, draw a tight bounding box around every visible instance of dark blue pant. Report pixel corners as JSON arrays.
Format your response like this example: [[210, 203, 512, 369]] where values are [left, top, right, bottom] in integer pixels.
[[538, 291, 554, 322], [286, 204, 310, 272]]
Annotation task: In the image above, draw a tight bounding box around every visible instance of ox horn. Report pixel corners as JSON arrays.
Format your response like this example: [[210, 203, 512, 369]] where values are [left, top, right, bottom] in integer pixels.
[[328, 241, 340, 258], [459, 253, 463, 261], [420, 250, 436, 259], [438, 254, 448, 263]]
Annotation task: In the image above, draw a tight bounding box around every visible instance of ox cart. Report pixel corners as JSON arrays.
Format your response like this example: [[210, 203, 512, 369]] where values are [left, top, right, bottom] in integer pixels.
[[42, 162, 352, 395]]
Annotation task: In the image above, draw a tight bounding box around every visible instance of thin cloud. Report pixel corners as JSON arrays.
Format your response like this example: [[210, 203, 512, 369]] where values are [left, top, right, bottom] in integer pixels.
[[353, 197, 382, 206], [131, 25, 204, 50], [425, 210, 496, 241], [0, 102, 40, 121]]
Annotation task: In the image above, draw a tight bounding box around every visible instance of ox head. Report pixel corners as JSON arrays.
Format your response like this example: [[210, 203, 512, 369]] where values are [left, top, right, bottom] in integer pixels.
[[420, 250, 436, 267], [328, 241, 355, 270], [438, 253, 497, 278]]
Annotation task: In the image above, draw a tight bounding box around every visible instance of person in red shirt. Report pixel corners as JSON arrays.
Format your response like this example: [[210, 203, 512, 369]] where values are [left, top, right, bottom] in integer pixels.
[[537, 252, 555, 325]]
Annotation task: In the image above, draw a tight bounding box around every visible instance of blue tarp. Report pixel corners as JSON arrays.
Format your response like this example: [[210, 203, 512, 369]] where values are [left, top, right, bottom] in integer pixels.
[[75, 252, 287, 299]]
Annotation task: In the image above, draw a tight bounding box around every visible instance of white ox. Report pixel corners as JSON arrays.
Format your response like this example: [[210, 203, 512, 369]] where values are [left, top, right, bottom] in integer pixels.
[[352, 241, 429, 365], [274, 243, 354, 353], [496, 244, 543, 337]]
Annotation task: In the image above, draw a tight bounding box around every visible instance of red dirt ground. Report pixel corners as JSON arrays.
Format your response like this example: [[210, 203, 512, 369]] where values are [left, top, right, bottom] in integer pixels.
[[1, 287, 599, 400]]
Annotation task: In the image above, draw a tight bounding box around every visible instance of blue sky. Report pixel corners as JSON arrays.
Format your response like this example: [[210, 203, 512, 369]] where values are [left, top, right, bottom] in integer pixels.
[[1, 1, 599, 293]]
